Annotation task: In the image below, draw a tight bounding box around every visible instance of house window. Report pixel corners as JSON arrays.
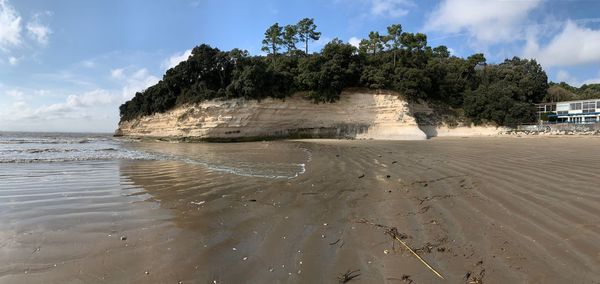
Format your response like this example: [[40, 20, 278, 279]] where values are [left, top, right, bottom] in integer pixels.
[[585, 117, 597, 123], [583, 102, 596, 113], [557, 103, 569, 112], [570, 103, 582, 110]]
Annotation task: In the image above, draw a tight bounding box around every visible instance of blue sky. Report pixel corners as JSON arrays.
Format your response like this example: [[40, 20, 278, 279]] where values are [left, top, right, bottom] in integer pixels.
[[2, 0, 600, 132]]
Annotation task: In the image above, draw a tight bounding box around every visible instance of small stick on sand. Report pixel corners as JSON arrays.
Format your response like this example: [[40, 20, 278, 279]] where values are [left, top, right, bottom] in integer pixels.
[[356, 219, 445, 280], [338, 269, 361, 283]]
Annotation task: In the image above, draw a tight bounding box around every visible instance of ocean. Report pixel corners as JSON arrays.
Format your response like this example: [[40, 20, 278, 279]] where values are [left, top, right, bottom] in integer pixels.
[[0, 132, 307, 177]]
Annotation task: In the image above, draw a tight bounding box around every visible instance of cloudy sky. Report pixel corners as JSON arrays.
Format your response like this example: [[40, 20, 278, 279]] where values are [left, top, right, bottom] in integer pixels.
[[1, 0, 600, 132]]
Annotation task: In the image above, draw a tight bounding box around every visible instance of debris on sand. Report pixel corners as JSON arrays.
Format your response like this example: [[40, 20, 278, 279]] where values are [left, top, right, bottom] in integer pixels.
[[358, 174, 365, 179], [465, 260, 486, 284], [191, 201, 205, 205], [401, 274, 414, 283], [338, 269, 361, 283], [356, 219, 445, 280]]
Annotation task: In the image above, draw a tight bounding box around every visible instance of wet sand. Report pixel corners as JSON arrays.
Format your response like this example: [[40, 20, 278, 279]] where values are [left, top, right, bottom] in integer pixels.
[[1, 137, 600, 283]]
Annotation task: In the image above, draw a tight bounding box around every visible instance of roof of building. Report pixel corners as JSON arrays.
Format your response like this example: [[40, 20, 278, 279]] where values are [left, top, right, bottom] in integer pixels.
[[555, 99, 600, 104]]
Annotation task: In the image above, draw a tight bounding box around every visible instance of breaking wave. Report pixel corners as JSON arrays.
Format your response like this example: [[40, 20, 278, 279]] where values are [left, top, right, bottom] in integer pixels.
[[0, 132, 309, 179]]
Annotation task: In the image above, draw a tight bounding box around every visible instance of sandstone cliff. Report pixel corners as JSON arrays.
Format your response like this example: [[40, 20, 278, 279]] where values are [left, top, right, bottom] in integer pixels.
[[116, 90, 427, 141]]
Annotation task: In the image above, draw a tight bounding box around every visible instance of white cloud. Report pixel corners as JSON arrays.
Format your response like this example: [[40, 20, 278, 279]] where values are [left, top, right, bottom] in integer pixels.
[[312, 36, 333, 52], [113, 68, 160, 101], [582, 76, 600, 86], [82, 59, 95, 68], [0, 64, 159, 132], [0, 89, 115, 122], [110, 68, 124, 79], [8, 55, 17, 65], [65, 89, 114, 108], [161, 49, 192, 70], [369, 0, 413, 18], [556, 70, 572, 83], [524, 21, 600, 67], [6, 89, 23, 99], [424, 0, 541, 45], [34, 89, 51, 97], [348, 37, 361, 48], [0, 0, 22, 49], [553, 69, 600, 87], [447, 47, 455, 56], [10, 100, 26, 109], [26, 12, 52, 45]]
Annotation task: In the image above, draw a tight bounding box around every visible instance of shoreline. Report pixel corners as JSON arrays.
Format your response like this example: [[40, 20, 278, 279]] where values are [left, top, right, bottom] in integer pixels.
[[115, 131, 600, 143]]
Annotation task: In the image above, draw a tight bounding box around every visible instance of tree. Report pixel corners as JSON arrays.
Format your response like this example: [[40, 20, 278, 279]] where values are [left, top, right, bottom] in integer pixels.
[[296, 18, 321, 54], [578, 84, 600, 99], [297, 39, 361, 102], [262, 23, 284, 56], [227, 57, 270, 100], [463, 57, 547, 126], [359, 31, 384, 55], [432, 46, 450, 58], [545, 85, 575, 102], [283, 24, 299, 54], [392, 67, 431, 101], [386, 24, 403, 67], [400, 32, 427, 51]]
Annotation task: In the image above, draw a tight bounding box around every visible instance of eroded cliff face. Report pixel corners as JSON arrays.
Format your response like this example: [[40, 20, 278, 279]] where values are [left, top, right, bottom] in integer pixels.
[[116, 90, 427, 141]]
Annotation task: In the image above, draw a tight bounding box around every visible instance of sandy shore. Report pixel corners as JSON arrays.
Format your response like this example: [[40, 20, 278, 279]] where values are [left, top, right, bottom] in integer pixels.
[[1, 137, 600, 283]]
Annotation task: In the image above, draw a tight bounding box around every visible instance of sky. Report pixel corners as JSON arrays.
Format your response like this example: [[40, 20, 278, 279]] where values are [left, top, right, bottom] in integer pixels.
[[2, 0, 600, 132]]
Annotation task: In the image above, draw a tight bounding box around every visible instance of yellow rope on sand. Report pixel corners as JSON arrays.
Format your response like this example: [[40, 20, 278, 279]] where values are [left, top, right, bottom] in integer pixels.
[[392, 235, 445, 280], [356, 219, 445, 280]]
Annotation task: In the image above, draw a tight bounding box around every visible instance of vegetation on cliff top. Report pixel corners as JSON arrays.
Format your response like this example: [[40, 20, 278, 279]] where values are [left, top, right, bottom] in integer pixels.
[[544, 82, 600, 102], [119, 18, 550, 127]]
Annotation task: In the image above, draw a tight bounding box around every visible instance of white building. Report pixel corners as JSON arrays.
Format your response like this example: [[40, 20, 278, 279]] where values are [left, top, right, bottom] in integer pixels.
[[540, 99, 600, 123]]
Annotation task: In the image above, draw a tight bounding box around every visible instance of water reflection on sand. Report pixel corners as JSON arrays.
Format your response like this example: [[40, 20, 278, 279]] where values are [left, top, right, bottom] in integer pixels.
[[0, 141, 312, 283]]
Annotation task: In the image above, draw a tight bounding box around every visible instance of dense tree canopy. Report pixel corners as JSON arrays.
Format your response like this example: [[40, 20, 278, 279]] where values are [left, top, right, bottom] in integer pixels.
[[120, 19, 553, 127], [463, 57, 548, 126], [544, 82, 600, 102]]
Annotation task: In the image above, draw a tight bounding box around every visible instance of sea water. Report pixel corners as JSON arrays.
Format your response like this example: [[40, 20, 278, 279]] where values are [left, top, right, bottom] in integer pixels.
[[0, 132, 308, 178]]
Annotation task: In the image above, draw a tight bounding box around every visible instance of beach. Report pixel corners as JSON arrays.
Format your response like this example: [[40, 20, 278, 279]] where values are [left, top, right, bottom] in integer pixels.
[[1, 135, 600, 283]]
